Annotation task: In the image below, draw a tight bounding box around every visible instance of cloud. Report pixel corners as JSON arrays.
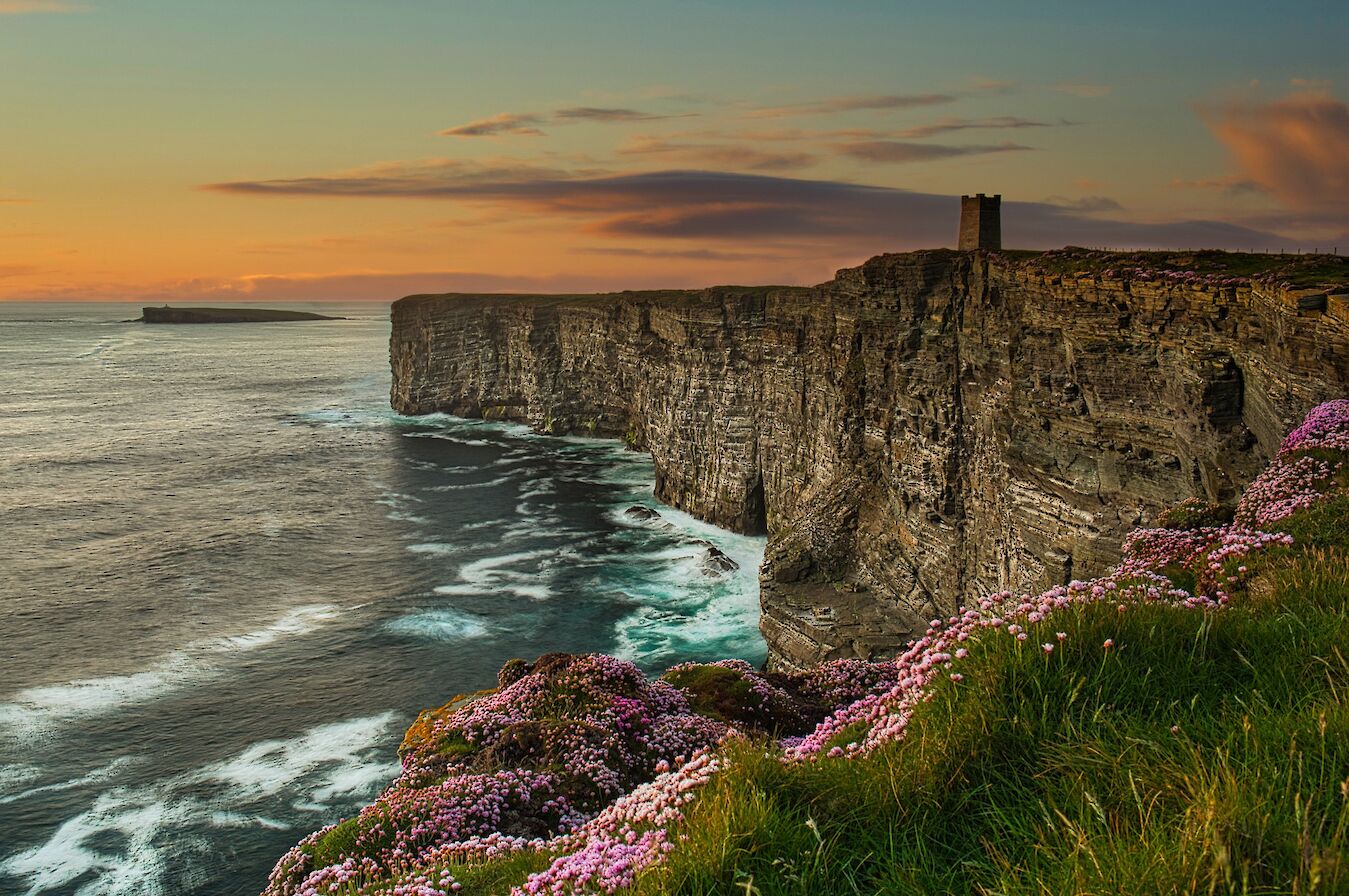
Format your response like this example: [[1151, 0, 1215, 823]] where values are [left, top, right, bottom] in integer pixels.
[[572, 246, 791, 262], [553, 107, 685, 123], [206, 164, 1290, 251], [0, 198, 35, 204], [835, 140, 1032, 163], [617, 137, 817, 171], [1042, 195, 1124, 212], [748, 93, 956, 118], [205, 158, 588, 198], [438, 113, 545, 138], [725, 117, 1060, 142], [1168, 175, 1265, 196], [440, 106, 690, 137], [1054, 83, 1112, 98], [892, 116, 1058, 138], [0, 1, 87, 12], [1201, 90, 1349, 217]]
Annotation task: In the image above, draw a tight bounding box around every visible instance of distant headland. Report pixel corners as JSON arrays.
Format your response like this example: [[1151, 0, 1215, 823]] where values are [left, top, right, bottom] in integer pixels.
[[138, 306, 343, 324]]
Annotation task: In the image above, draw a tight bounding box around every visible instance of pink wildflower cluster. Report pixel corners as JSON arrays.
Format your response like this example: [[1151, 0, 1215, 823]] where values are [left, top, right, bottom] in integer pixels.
[[266, 770, 573, 896], [1281, 399, 1349, 454], [798, 658, 903, 708], [1235, 455, 1340, 527], [404, 654, 728, 804], [516, 749, 725, 895], [1229, 399, 1349, 528], [266, 653, 730, 896]]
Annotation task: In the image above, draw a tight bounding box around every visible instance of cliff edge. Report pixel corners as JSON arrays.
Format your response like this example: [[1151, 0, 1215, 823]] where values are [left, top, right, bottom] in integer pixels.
[[390, 249, 1349, 671]]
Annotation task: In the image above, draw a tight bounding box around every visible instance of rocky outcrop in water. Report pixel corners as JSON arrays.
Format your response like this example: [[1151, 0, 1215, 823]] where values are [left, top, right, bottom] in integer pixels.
[[140, 306, 341, 323], [390, 250, 1349, 671]]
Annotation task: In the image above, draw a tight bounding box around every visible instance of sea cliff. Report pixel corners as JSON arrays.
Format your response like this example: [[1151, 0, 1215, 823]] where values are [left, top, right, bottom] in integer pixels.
[[390, 249, 1349, 671]]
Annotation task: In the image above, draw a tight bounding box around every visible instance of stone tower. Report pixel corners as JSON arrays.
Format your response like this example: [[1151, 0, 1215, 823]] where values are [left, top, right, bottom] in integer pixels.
[[959, 193, 1001, 251]]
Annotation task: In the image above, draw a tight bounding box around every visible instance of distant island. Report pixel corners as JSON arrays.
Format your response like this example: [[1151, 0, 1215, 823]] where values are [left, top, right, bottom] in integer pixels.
[[139, 306, 344, 323]]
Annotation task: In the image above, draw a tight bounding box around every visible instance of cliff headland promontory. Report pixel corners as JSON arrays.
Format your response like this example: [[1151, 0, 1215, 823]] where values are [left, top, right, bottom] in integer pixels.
[[390, 247, 1349, 672]]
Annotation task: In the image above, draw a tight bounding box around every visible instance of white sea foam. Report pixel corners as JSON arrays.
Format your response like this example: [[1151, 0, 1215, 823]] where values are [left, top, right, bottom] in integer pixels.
[[0, 755, 144, 806], [430, 548, 558, 600], [407, 542, 459, 556], [384, 609, 490, 642], [0, 605, 339, 742], [605, 500, 767, 667], [0, 712, 400, 896], [202, 713, 399, 802], [426, 474, 512, 492]]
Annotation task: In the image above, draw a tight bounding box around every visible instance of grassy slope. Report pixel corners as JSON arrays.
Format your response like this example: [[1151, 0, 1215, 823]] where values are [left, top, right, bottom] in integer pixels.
[[636, 502, 1349, 896]]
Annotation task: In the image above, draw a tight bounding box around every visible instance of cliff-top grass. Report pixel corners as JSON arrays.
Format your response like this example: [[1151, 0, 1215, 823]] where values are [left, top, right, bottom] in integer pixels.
[[999, 246, 1349, 290]]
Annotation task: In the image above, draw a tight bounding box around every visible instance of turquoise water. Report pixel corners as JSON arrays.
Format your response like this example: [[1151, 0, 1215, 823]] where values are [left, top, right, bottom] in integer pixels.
[[0, 303, 765, 896]]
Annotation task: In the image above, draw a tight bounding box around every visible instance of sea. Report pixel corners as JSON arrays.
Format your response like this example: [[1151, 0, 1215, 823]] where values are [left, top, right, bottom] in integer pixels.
[[0, 302, 766, 896]]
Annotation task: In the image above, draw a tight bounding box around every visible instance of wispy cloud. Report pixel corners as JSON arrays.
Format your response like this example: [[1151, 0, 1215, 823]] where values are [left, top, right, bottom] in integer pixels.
[[720, 117, 1060, 143], [891, 116, 1059, 138], [206, 164, 1288, 250], [438, 113, 545, 138], [1042, 195, 1123, 212], [0, 1, 88, 13], [1168, 175, 1265, 196], [440, 105, 691, 138], [617, 136, 817, 171], [0, 198, 35, 204], [554, 107, 687, 123], [572, 246, 791, 262], [747, 93, 956, 118], [835, 140, 1032, 163], [1200, 90, 1349, 217]]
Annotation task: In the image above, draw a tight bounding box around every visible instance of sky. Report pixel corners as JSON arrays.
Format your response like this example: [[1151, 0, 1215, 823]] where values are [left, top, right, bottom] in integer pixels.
[[1, 0, 1346, 301]]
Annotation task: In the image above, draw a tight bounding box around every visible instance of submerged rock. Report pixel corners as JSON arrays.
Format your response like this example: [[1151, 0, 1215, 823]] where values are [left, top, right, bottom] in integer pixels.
[[699, 543, 739, 575], [623, 504, 663, 522]]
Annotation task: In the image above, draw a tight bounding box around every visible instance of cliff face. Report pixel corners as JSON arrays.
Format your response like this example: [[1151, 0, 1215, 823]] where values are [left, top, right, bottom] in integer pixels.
[[391, 251, 1349, 671]]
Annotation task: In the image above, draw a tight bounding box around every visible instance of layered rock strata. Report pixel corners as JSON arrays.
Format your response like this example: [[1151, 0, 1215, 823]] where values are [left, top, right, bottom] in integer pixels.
[[391, 251, 1349, 670]]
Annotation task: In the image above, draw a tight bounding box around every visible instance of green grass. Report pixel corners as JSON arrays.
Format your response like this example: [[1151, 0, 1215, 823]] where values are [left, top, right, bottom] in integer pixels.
[[998, 248, 1349, 289], [630, 508, 1349, 896]]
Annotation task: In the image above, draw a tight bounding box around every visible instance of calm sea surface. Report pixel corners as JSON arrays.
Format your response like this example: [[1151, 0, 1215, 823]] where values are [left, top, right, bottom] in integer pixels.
[[0, 302, 765, 896]]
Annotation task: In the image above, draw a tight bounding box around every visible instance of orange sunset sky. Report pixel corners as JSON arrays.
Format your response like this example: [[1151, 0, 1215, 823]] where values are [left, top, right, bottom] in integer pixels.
[[2, 0, 1346, 302]]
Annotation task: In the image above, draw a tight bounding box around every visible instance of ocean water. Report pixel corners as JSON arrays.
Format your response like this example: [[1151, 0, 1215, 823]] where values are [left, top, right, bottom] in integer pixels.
[[0, 302, 766, 896]]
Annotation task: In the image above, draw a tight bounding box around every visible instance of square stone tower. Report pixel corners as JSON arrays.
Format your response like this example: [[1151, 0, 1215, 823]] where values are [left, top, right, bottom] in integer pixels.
[[959, 193, 1001, 250]]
